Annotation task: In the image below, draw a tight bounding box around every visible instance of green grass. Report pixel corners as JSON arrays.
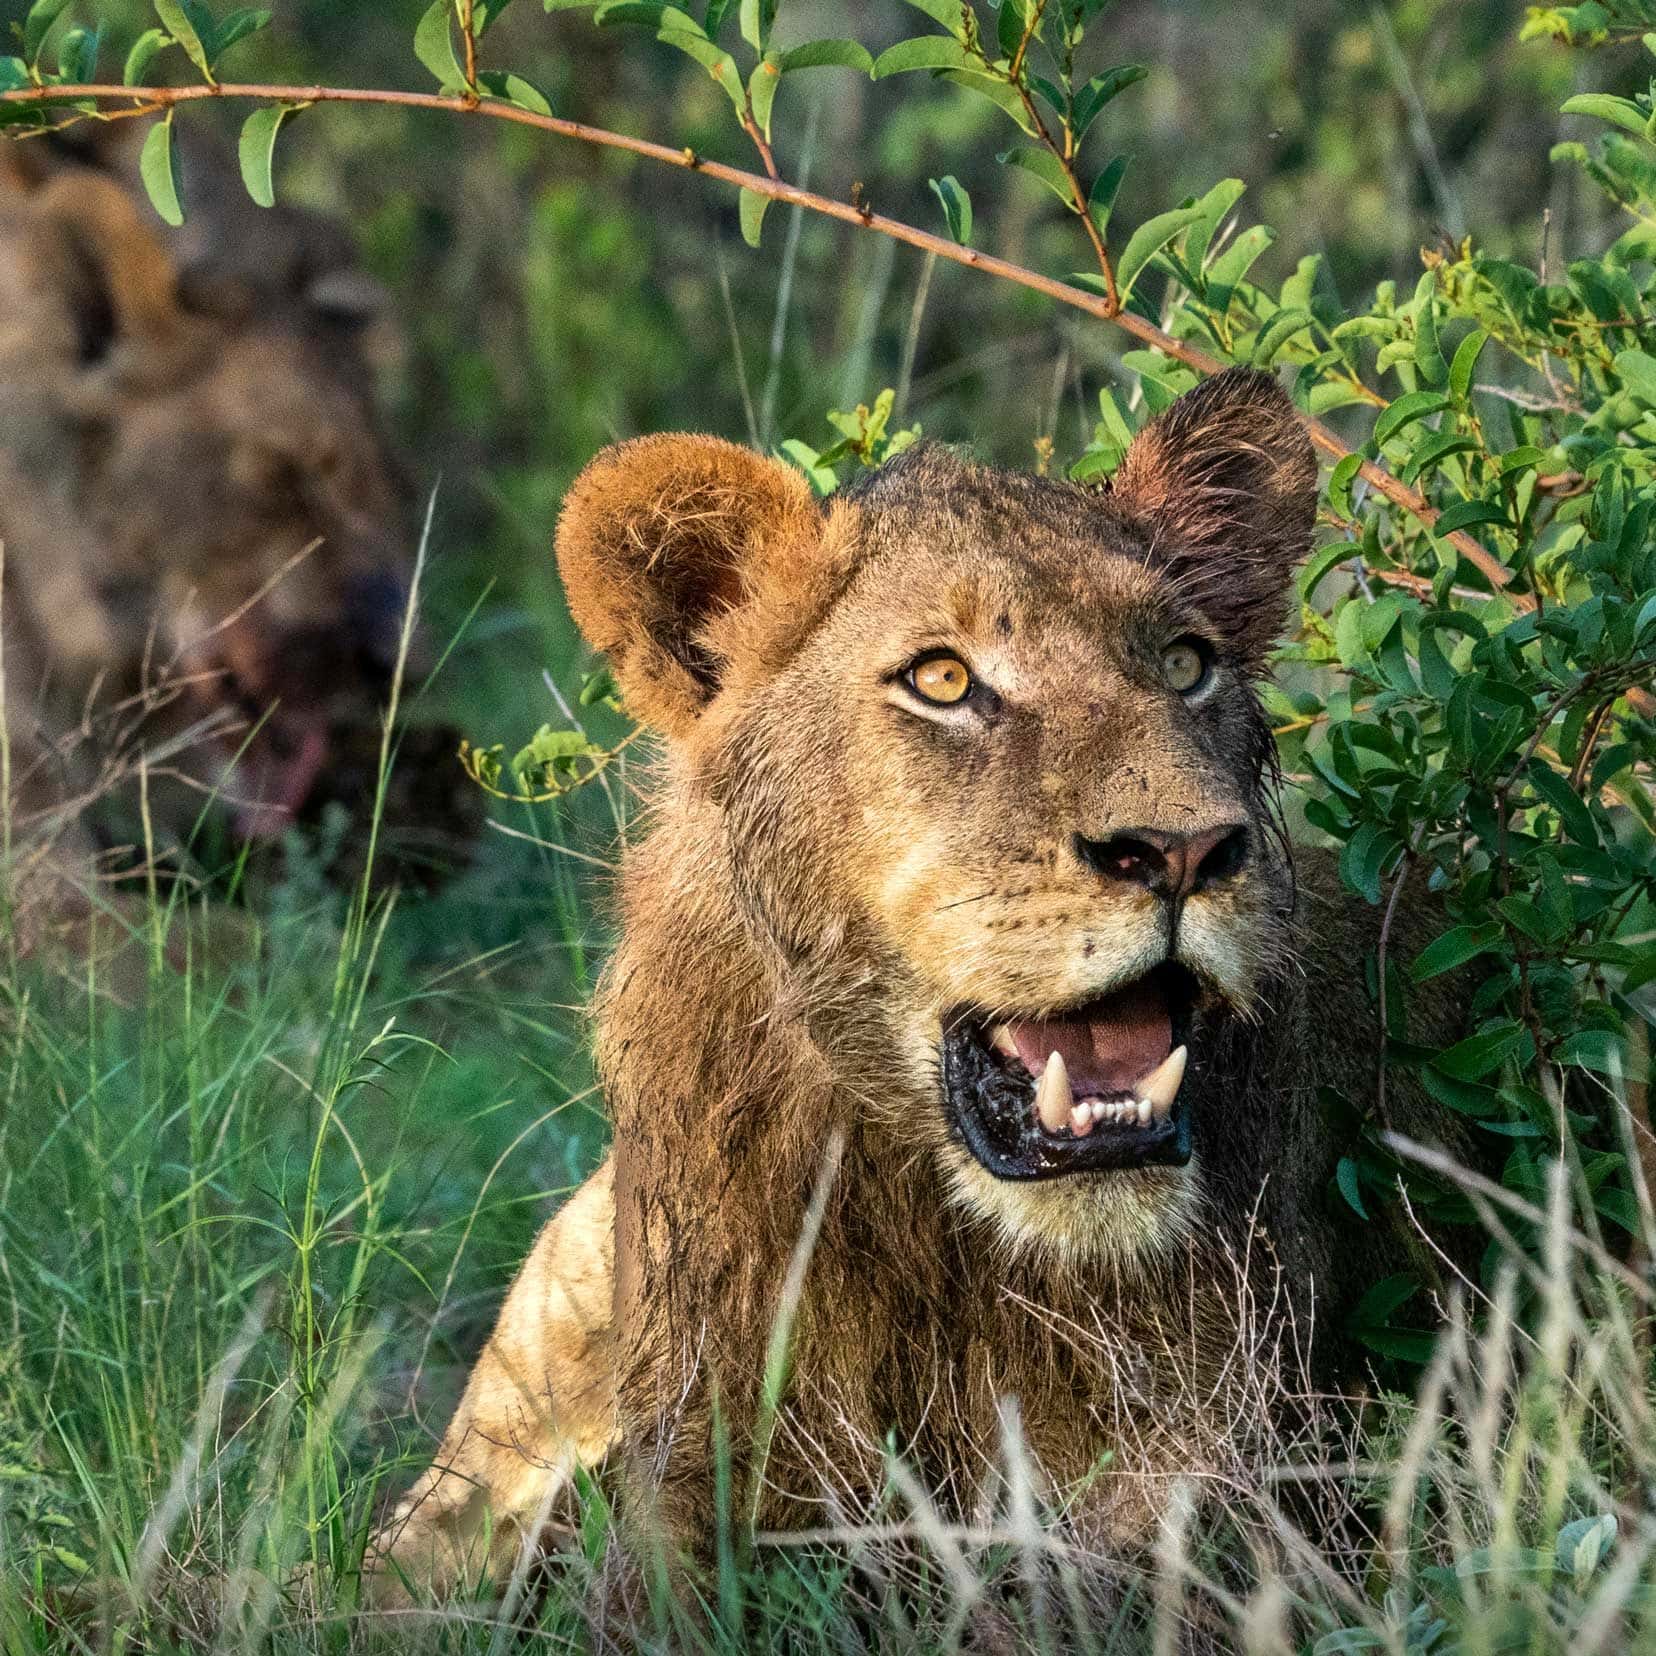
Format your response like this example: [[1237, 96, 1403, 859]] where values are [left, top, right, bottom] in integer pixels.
[[2, 723, 1653, 1654]]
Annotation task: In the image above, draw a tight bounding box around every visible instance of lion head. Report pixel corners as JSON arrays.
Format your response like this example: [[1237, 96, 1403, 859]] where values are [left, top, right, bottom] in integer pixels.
[[0, 137, 471, 876], [558, 368, 1317, 1264]]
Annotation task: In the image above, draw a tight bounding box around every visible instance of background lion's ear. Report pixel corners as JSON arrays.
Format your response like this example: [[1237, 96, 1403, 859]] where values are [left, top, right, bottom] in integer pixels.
[[1111, 367, 1318, 664], [31, 171, 189, 379], [556, 434, 826, 735]]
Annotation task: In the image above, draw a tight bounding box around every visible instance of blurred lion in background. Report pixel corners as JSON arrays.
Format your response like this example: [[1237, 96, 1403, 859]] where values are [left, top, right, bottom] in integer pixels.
[[0, 125, 475, 954]]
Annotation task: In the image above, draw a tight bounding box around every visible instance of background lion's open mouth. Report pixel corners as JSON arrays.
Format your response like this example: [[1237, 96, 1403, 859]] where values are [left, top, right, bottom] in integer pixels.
[[941, 963, 1198, 1180]]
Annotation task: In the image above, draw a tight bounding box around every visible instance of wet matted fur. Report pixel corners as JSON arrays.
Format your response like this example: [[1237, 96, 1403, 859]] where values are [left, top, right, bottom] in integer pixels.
[[368, 370, 1471, 1600]]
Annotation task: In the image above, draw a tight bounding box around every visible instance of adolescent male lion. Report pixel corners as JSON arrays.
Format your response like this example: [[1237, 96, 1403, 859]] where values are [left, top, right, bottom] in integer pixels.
[[370, 369, 1469, 1598], [0, 134, 471, 929]]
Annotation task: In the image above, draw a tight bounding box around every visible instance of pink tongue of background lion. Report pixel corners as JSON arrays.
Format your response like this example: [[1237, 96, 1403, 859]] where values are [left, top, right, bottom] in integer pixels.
[[1009, 978, 1172, 1095], [231, 724, 330, 841]]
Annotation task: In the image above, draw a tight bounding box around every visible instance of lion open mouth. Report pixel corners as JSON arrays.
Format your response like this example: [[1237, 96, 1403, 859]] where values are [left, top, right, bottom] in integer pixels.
[[941, 963, 1197, 1179]]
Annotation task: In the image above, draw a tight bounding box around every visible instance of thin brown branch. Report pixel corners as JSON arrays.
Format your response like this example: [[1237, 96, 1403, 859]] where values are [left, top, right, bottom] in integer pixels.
[[459, 0, 478, 98], [0, 78, 1542, 598], [994, 0, 1119, 313]]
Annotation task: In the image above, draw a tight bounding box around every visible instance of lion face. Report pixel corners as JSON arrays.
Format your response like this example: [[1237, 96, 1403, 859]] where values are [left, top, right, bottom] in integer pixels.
[[557, 370, 1317, 1263], [80, 322, 415, 838], [0, 142, 466, 867]]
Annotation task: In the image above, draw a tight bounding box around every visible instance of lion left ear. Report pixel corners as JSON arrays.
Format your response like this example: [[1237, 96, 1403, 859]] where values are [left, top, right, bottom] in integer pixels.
[[1110, 367, 1318, 663], [556, 434, 834, 736]]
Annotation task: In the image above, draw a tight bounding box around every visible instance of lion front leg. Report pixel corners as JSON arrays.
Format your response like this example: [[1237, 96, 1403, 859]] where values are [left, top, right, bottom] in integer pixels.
[[365, 1156, 619, 1604]]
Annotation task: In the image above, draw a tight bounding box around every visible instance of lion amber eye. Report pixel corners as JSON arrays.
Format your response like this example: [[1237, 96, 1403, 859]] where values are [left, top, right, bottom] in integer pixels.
[[910, 655, 973, 705], [1162, 641, 1209, 694]]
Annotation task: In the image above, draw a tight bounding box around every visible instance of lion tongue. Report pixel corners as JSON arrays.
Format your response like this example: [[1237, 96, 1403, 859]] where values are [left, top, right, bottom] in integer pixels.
[[231, 723, 330, 841], [1007, 976, 1172, 1097]]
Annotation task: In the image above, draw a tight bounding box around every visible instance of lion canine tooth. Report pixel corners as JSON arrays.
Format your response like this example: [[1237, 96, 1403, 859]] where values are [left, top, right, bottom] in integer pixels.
[[1035, 1050, 1072, 1134], [990, 1024, 1020, 1061], [1140, 1045, 1188, 1121]]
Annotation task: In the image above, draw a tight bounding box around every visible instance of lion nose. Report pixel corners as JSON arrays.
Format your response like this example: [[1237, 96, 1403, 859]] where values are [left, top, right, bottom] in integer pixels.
[[1073, 823, 1249, 902]]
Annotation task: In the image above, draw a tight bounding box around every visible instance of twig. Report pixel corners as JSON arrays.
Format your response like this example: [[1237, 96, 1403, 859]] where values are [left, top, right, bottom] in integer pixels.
[[458, 0, 478, 99], [1000, 1, 1120, 314], [0, 78, 1550, 596]]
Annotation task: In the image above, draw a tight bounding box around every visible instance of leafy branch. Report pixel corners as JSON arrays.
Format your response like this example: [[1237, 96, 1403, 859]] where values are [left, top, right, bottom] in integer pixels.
[[0, 79, 1524, 605]]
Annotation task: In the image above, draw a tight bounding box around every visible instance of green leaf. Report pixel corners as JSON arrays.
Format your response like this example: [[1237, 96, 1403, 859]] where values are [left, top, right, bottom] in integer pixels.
[[236, 102, 295, 208], [871, 35, 977, 76], [139, 110, 184, 227], [748, 56, 779, 137], [1373, 389, 1450, 447], [578, 664, 621, 708], [1614, 348, 1656, 406], [1335, 1155, 1368, 1219], [57, 25, 97, 81], [1252, 307, 1312, 368], [738, 186, 769, 247], [928, 174, 972, 244], [1554, 1029, 1628, 1074], [1114, 202, 1206, 300], [1412, 271, 1446, 386], [1205, 222, 1273, 291], [123, 26, 171, 84], [1328, 452, 1364, 518], [1561, 91, 1651, 138], [896, 0, 967, 34], [1297, 537, 1353, 600], [738, 0, 773, 51], [1434, 1020, 1527, 1082], [995, 0, 1027, 59], [154, 0, 213, 81], [414, 0, 466, 89], [1182, 176, 1245, 277], [1339, 821, 1402, 904], [477, 69, 554, 114], [1557, 1514, 1617, 1585], [935, 69, 1039, 135], [1349, 1273, 1420, 1328], [1448, 327, 1488, 403], [1070, 63, 1145, 141], [1412, 923, 1504, 981], [775, 38, 873, 73], [24, 0, 73, 61], [211, 7, 271, 60], [512, 724, 604, 789], [1086, 152, 1129, 236], [1527, 759, 1600, 847], [0, 56, 29, 93], [1432, 499, 1506, 536], [596, 4, 743, 110], [997, 145, 1073, 207]]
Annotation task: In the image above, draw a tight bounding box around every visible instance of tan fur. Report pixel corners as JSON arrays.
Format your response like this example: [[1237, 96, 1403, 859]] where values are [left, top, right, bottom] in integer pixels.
[[0, 133, 469, 924], [375, 371, 1473, 1597], [368, 1161, 617, 1602]]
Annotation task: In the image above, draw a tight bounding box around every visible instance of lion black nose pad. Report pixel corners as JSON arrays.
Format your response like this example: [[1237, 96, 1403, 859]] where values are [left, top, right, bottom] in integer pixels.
[[1073, 824, 1249, 902]]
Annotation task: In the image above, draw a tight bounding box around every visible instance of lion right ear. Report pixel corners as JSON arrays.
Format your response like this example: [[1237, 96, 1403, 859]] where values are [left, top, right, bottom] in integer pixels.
[[556, 435, 831, 736]]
